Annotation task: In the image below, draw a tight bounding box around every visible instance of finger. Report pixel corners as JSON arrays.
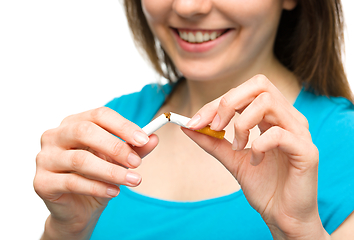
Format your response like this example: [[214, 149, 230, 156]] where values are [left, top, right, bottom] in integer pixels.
[[233, 92, 308, 151], [34, 170, 121, 201], [187, 97, 222, 130], [250, 126, 318, 169], [181, 127, 248, 177], [210, 75, 307, 131], [61, 107, 149, 147], [58, 121, 142, 168], [131, 134, 159, 158], [53, 150, 142, 187]]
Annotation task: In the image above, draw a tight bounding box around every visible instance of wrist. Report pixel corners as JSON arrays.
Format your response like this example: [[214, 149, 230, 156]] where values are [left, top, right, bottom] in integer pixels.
[[267, 216, 331, 240], [41, 213, 101, 240]]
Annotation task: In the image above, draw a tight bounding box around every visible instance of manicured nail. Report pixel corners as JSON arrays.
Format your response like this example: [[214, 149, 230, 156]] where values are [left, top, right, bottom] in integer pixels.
[[186, 114, 201, 128], [107, 187, 120, 197], [127, 153, 142, 168], [126, 172, 141, 185], [232, 138, 238, 151], [133, 131, 149, 146], [210, 114, 220, 130]]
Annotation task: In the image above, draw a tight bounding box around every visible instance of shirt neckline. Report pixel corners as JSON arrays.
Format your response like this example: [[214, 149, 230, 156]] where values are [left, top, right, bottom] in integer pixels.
[[122, 84, 305, 208], [122, 186, 244, 208]]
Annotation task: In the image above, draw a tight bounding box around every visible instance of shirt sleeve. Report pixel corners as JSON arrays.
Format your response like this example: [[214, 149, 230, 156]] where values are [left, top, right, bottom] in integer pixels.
[[104, 83, 173, 127]]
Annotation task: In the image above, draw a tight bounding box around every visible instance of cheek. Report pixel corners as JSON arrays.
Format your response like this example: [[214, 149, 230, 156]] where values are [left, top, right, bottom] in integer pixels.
[[219, 0, 283, 27], [141, 0, 172, 23]]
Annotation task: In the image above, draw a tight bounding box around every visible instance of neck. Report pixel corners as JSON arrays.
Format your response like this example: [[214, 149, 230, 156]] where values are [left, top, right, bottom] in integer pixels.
[[175, 55, 300, 116]]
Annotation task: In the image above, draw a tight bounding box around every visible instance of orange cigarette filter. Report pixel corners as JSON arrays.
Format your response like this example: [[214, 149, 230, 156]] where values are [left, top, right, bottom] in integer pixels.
[[195, 125, 226, 139]]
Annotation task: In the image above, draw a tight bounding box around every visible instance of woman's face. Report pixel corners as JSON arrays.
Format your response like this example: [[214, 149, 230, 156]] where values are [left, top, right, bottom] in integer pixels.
[[141, 0, 297, 81]]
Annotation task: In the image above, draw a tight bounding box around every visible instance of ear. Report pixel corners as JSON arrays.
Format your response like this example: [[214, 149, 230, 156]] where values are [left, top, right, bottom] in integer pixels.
[[283, 0, 298, 11]]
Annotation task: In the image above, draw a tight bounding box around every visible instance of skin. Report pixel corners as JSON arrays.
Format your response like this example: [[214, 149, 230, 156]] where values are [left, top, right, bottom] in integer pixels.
[[34, 0, 354, 239]]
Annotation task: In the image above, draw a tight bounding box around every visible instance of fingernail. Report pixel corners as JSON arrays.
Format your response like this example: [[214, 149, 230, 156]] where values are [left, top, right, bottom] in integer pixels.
[[250, 154, 257, 166], [210, 114, 220, 130], [127, 153, 142, 168], [232, 138, 238, 151], [107, 187, 120, 197], [186, 114, 201, 128], [126, 172, 141, 185], [133, 131, 149, 146]]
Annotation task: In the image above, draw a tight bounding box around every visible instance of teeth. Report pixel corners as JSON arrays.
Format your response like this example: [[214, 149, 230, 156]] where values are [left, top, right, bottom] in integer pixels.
[[188, 32, 196, 43], [210, 32, 217, 40], [203, 33, 210, 41], [178, 30, 224, 43], [195, 32, 203, 43]]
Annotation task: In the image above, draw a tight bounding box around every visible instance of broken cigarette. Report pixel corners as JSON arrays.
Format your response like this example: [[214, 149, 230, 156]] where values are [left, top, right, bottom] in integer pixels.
[[142, 112, 225, 139]]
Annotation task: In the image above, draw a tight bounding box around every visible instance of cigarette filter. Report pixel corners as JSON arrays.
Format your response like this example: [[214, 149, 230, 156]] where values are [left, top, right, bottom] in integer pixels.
[[195, 126, 225, 139]]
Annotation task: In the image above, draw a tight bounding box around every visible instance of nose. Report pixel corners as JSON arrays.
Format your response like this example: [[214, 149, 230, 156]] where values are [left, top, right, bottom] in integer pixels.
[[172, 0, 212, 19]]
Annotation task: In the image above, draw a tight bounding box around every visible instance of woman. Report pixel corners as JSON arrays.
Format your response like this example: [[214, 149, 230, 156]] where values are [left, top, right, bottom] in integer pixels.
[[34, 0, 354, 239]]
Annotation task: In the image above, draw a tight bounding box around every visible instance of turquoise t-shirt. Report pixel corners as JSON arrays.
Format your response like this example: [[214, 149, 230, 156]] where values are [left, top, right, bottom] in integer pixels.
[[91, 83, 354, 239]]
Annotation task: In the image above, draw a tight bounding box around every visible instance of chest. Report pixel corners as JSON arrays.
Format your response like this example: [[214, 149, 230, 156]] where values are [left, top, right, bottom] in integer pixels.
[[131, 114, 260, 201]]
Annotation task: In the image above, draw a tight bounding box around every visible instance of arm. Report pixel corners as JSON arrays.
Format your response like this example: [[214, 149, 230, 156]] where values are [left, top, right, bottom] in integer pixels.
[[183, 75, 353, 240], [331, 212, 354, 239]]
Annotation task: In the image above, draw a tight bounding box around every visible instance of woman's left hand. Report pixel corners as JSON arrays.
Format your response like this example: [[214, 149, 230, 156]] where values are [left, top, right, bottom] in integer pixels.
[[182, 75, 330, 240]]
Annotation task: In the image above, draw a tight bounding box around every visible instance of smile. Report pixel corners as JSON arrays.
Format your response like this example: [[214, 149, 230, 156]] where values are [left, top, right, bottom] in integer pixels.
[[174, 28, 230, 44]]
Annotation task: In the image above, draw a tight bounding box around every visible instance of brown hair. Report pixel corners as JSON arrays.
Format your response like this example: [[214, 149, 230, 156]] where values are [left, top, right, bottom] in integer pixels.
[[124, 0, 353, 100]]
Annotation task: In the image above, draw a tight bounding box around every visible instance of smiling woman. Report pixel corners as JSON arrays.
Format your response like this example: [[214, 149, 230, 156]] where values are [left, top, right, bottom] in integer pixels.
[[33, 0, 354, 239]]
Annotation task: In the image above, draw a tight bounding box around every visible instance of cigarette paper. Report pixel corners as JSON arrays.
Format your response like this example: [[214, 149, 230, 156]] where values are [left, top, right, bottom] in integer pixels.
[[169, 112, 191, 128], [142, 112, 225, 139], [142, 113, 169, 136], [170, 112, 225, 139]]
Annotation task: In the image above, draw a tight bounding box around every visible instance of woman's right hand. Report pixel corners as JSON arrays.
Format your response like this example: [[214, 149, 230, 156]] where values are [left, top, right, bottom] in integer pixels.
[[34, 107, 158, 239]]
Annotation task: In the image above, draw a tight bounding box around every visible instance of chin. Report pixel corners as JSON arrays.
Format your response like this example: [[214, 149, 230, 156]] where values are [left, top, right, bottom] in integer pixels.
[[180, 69, 220, 82], [177, 61, 235, 82]]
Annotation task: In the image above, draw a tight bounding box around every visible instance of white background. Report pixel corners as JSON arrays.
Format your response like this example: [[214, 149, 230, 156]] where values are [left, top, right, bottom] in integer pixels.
[[0, 1, 353, 239]]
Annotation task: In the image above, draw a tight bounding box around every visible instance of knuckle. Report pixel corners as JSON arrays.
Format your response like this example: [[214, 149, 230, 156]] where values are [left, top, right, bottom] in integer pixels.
[[234, 121, 249, 138], [73, 121, 93, 140], [60, 114, 75, 125], [253, 74, 270, 90], [234, 120, 245, 132], [201, 101, 215, 112], [219, 95, 229, 108], [70, 151, 88, 171], [258, 92, 273, 106], [35, 151, 48, 167], [65, 176, 78, 193], [33, 173, 46, 196], [107, 165, 121, 183], [308, 144, 319, 166], [110, 140, 124, 157], [300, 115, 309, 129], [89, 182, 101, 196], [90, 107, 111, 122], [270, 126, 283, 140], [117, 120, 133, 133], [40, 129, 55, 147]]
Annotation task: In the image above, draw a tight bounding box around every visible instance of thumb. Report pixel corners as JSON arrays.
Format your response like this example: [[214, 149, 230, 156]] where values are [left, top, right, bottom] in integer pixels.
[[181, 128, 247, 176], [132, 134, 159, 158]]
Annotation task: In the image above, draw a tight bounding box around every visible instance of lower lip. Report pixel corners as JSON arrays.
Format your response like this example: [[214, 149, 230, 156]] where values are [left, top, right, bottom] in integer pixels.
[[172, 29, 233, 53]]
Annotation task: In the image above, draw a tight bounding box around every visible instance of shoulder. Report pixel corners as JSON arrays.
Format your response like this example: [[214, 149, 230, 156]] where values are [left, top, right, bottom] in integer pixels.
[[105, 83, 174, 127], [294, 89, 354, 143]]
